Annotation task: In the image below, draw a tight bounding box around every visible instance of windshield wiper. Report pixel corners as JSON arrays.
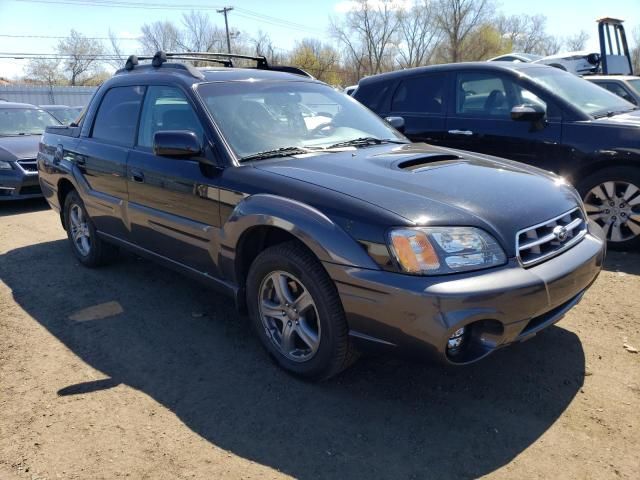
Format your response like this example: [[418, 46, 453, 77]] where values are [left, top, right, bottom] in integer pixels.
[[593, 107, 638, 119], [239, 146, 319, 162], [325, 137, 406, 149]]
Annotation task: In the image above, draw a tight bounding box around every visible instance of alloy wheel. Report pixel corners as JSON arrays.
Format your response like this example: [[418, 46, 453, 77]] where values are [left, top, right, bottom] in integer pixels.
[[258, 270, 321, 362], [69, 204, 91, 256], [583, 180, 640, 243]]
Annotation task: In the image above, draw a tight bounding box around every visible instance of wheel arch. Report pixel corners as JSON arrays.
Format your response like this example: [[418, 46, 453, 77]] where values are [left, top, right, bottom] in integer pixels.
[[220, 194, 380, 305], [572, 154, 640, 192], [57, 177, 77, 229]]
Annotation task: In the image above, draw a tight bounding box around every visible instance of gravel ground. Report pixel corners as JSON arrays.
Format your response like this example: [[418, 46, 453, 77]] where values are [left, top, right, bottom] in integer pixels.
[[1, 199, 639, 480]]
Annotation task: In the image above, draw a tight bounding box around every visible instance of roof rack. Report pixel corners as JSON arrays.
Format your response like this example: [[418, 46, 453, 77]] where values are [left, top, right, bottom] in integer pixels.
[[121, 51, 313, 79]]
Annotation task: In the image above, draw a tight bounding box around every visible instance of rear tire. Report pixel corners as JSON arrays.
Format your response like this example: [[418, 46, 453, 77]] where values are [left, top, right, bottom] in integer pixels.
[[63, 190, 117, 267], [576, 166, 640, 250], [246, 241, 358, 380]]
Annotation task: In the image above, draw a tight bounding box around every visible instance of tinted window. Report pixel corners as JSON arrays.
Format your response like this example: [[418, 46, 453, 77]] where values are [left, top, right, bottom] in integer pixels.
[[92, 86, 145, 146], [138, 86, 204, 148], [455, 72, 548, 118], [391, 74, 446, 114], [599, 82, 637, 105], [353, 82, 391, 113]]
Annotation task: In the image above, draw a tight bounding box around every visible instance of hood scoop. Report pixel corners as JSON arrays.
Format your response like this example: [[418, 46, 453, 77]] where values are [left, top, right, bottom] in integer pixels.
[[396, 154, 462, 172]]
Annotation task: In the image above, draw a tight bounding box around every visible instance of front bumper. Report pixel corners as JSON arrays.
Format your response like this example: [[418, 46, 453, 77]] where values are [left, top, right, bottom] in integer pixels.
[[324, 223, 606, 364], [0, 168, 42, 201]]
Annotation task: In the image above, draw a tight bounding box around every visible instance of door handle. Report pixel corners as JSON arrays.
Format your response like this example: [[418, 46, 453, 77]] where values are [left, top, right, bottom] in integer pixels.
[[448, 129, 474, 136], [130, 169, 145, 183]]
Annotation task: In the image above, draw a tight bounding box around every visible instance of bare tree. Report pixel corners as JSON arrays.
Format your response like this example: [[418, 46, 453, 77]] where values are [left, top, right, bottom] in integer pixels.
[[434, 0, 494, 62], [564, 30, 589, 51], [105, 29, 127, 70], [140, 21, 181, 54], [539, 35, 563, 56], [498, 14, 548, 54], [24, 58, 61, 87], [631, 27, 640, 74], [179, 11, 225, 52], [330, 0, 400, 76], [57, 30, 104, 86], [396, 0, 440, 68]]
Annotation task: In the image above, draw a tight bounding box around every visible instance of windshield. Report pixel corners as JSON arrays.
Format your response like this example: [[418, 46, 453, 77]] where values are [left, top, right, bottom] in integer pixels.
[[47, 107, 80, 125], [525, 67, 635, 117], [628, 79, 640, 96], [0, 108, 60, 136], [196, 81, 406, 159]]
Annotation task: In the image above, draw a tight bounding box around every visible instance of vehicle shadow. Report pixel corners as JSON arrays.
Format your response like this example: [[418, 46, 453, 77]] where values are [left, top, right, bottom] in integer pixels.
[[0, 198, 49, 217], [0, 240, 586, 480], [603, 250, 640, 276]]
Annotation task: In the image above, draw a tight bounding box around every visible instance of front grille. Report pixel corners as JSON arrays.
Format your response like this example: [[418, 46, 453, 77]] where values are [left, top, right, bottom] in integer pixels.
[[17, 159, 38, 173], [517, 207, 587, 267]]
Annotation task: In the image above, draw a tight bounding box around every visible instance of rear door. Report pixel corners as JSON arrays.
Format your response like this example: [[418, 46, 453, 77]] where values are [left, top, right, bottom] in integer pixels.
[[77, 85, 145, 238], [444, 71, 565, 171], [126, 85, 222, 276], [379, 72, 450, 146]]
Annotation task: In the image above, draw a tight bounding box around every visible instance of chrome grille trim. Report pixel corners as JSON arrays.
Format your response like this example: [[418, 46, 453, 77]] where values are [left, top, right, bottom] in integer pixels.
[[516, 207, 587, 267], [16, 158, 38, 174]]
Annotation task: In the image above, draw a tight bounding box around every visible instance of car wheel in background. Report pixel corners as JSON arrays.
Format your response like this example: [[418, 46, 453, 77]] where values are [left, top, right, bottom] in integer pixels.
[[577, 166, 640, 250], [246, 241, 358, 380]]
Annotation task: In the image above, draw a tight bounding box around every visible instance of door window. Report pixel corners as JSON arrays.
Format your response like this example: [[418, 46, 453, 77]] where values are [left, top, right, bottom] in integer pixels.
[[456, 72, 548, 118], [137, 86, 204, 148], [91, 86, 145, 146], [391, 74, 446, 114], [599, 82, 637, 105]]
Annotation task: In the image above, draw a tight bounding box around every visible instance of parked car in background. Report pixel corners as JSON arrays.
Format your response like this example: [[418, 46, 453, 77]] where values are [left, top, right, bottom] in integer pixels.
[[488, 53, 542, 63], [38, 51, 606, 379], [585, 75, 640, 105], [533, 51, 601, 75], [354, 62, 640, 248], [0, 102, 60, 200], [39, 105, 83, 125], [344, 85, 357, 96]]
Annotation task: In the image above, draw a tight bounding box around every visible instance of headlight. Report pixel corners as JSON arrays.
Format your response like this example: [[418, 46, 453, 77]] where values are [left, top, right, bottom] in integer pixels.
[[0, 160, 13, 170], [388, 227, 507, 275]]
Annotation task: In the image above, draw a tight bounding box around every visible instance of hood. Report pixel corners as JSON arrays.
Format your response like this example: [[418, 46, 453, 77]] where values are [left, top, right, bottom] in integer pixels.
[[255, 143, 582, 255], [0, 135, 41, 161], [592, 108, 640, 128]]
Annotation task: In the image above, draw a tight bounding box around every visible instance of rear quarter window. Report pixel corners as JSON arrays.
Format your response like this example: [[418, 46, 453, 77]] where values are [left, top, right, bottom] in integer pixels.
[[91, 86, 145, 146]]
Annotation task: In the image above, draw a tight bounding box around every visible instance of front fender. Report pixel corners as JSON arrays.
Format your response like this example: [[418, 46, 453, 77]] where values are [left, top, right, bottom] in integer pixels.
[[218, 194, 380, 280]]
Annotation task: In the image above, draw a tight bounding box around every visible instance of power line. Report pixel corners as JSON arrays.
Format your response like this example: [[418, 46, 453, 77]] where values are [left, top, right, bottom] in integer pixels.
[[0, 34, 140, 41]]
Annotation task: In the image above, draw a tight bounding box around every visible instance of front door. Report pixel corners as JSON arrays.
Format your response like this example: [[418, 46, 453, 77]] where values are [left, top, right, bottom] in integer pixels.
[[126, 85, 222, 276], [445, 71, 565, 172]]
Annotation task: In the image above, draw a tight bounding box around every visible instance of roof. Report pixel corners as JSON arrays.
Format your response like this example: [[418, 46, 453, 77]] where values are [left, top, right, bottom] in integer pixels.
[[586, 75, 640, 81], [358, 61, 550, 86], [0, 101, 39, 109], [113, 63, 319, 85]]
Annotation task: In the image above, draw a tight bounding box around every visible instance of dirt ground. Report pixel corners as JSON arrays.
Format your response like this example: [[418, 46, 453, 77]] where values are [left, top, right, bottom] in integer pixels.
[[0, 199, 638, 480]]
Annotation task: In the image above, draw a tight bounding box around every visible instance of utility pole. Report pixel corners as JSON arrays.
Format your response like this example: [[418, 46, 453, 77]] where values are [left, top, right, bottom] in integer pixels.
[[217, 6, 234, 54]]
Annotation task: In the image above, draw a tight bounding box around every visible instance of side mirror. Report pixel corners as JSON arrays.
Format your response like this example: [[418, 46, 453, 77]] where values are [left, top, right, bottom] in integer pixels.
[[511, 104, 546, 122], [385, 116, 405, 133], [153, 130, 201, 158]]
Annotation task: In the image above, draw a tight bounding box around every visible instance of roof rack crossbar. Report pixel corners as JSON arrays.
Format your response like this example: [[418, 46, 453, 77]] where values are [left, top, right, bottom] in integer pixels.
[[163, 52, 268, 68]]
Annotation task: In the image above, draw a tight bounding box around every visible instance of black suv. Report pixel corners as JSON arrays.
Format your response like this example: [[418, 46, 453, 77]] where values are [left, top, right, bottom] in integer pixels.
[[354, 62, 640, 249], [39, 52, 605, 380]]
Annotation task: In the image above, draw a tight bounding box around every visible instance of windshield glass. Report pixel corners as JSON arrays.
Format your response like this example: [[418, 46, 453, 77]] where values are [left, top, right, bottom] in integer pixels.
[[196, 81, 406, 159], [47, 107, 79, 125], [628, 79, 640, 96], [0, 108, 60, 136], [525, 67, 635, 117]]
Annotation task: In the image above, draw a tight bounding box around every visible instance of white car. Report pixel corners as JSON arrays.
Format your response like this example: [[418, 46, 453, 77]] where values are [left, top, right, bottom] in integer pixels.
[[533, 51, 601, 75]]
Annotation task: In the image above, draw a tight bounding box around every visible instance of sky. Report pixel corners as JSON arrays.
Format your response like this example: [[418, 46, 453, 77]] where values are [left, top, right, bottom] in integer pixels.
[[0, 0, 639, 79]]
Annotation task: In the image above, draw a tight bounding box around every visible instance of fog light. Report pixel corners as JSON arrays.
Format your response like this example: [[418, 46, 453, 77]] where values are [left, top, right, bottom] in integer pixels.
[[447, 327, 466, 353]]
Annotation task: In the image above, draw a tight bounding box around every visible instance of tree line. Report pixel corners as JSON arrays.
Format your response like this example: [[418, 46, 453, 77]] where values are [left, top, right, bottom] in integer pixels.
[[22, 0, 640, 88]]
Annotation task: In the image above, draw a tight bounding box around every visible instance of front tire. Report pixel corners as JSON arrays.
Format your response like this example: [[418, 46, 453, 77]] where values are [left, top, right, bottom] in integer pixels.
[[63, 190, 117, 267], [246, 241, 357, 380], [576, 166, 640, 250]]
